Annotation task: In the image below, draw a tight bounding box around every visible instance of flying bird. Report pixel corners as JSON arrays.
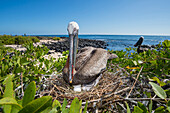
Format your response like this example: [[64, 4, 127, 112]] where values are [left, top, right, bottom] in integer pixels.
[[63, 22, 118, 85]]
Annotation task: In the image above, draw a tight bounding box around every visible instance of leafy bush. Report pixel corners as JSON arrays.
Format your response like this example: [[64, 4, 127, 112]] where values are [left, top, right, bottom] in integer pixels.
[[30, 36, 40, 43], [52, 37, 61, 41], [0, 35, 40, 45], [108, 40, 170, 112], [0, 43, 68, 95], [0, 76, 88, 113], [109, 40, 170, 79]]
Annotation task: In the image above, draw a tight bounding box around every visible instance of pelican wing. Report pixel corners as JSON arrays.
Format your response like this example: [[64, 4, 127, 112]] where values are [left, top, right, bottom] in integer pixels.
[[73, 47, 110, 84]]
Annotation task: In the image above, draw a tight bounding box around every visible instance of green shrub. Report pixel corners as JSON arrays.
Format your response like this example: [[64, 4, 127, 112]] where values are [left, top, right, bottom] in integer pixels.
[[30, 36, 40, 43], [53, 37, 61, 41], [0, 76, 88, 113], [0, 35, 40, 45]]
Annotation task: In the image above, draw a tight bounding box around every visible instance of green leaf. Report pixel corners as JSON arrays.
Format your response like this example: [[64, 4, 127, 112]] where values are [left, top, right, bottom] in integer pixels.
[[83, 101, 88, 113], [20, 57, 30, 65], [52, 100, 61, 112], [149, 77, 166, 87], [4, 75, 14, 98], [132, 106, 143, 113], [62, 98, 67, 111], [137, 102, 148, 113], [62, 108, 69, 113], [0, 97, 22, 110], [11, 107, 20, 113], [80, 108, 82, 113], [40, 107, 52, 113], [49, 108, 57, 113], [149, 82, 167, 99], [125, 102, 130, 113], [22, 81, 36, 107], [149, 99, 152, 113], [19, 96, 52, 113], [144, 91, 151, 98], [154, 106, 165, 113], [167, 101, 170, 112], [70, 97, 81, 113], [52, 100, 61, 108], [150, 77, 161, 84], [11, 100, 23, 113], [3, 75, 14, 113]]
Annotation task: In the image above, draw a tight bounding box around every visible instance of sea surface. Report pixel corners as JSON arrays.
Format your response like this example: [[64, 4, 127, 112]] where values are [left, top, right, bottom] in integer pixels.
[[39, 35, 170, 51]]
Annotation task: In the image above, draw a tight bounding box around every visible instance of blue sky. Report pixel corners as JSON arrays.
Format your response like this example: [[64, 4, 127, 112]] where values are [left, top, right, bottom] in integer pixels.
[[0, 0, 170, 35]]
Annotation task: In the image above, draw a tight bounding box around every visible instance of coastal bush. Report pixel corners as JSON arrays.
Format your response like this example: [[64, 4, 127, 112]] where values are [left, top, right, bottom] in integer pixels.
[[0, 43, 67, 96], [0, 35, 40, 45], [52, 37, 61, 41], [109, 40, 170, 79], [108, 40, 170, 112], [30, 36, 40, 43]]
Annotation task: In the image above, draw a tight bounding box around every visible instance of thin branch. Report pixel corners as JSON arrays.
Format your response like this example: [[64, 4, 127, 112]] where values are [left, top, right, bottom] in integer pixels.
[[114, 98, 170, 102], [114, 87, 131, 95], [20, 72, 24, 96], [126, 66, 143, 98], [159, 57, 170, 60]]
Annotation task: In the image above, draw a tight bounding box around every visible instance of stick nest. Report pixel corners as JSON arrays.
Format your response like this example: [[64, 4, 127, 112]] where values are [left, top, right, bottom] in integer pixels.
[[39, 64, 133, 107]]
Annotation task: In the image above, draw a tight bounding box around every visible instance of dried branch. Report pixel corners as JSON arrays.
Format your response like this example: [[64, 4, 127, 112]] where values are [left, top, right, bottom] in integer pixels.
[[126, 66, 143, 98]]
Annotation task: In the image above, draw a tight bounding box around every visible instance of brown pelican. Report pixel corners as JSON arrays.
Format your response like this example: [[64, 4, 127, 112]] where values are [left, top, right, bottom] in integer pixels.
[[134, 36, 149, 53], [63, 22, 118, 85]]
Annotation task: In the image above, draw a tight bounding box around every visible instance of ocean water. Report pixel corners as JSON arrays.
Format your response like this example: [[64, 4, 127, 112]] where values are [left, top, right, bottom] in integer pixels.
[[42, 35, 170, 51]]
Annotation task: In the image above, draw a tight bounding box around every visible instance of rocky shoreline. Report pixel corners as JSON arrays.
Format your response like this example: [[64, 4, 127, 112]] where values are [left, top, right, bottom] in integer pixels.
[[4, 36, 108, 60], [41, 37, 108, 53]]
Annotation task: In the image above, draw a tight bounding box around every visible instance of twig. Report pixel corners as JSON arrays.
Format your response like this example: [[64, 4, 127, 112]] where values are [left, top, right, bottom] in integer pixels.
[[102, 82, 121, 98], [14, 84, 24, 91], [114, 87, 130, 95], [126, 66, 143, 98], [159, 57, 170, 60], [48, 87, 55, 96], [20, 72, 24, 96], [117, 102, 126, 111], [114, 98, 170, 102]]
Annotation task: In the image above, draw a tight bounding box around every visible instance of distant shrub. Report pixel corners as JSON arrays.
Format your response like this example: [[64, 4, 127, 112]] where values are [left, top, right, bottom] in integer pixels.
[[53, 37, 61, 41], [0, 35, 40, 45], [6, 37, 15, 44], [30, 36, 40, 43]]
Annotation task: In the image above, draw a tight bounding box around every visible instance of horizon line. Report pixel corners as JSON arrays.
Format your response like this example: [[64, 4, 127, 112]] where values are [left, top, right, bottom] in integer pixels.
[[1, 33, 170, 36], [33, 33, 170, 36]]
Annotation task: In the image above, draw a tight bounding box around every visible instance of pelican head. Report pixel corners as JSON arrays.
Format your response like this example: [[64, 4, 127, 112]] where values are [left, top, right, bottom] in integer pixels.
[[134, 36, 144, 47], [67, 21, 79, 84]]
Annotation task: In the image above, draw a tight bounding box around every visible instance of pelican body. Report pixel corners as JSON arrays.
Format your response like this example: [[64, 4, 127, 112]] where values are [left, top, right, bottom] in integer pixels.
[[63, 22, 118, 85]]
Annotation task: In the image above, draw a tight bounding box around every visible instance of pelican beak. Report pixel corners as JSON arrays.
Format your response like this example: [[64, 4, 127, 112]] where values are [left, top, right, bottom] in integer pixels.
[[69, 33, 78, 84], [67, 21, 79, 84]]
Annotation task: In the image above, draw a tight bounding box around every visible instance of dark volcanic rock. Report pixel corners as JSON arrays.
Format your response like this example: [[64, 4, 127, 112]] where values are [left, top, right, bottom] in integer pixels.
[[43, 38, 108, 53]]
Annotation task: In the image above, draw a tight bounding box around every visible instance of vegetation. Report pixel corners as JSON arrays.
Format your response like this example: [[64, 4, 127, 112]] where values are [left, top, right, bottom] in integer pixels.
[[109, 40, 170, 79], [52, 37, 61, 41], [0, 39, 169, 112], [0, 76, 88, 113], [0, 35, 39, 45], [0, 43, 67, 98], [108, 40, 170, 112]]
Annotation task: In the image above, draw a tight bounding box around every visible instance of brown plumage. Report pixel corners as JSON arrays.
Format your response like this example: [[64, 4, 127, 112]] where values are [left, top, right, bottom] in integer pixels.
[[63, 46, 118, 85]]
